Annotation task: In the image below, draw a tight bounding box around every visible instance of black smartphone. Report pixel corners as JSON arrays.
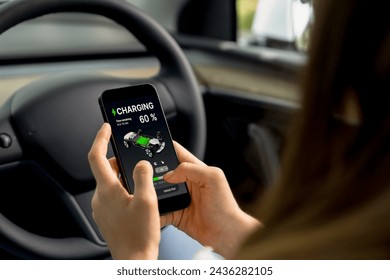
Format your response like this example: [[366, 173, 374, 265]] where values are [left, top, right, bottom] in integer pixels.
[[98, 83, 191, 215]]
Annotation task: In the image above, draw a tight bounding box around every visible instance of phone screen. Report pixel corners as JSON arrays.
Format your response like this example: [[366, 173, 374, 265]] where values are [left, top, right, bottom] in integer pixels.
[[99, 84, 190, 214]]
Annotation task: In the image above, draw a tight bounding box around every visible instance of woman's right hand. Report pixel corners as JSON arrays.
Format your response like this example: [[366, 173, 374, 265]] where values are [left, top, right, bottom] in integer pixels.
[[161, 142, 261, 259]]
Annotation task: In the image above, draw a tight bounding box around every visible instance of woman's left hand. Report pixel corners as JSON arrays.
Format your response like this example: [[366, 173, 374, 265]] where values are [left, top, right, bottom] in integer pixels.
[[88, 123, 160, 260]]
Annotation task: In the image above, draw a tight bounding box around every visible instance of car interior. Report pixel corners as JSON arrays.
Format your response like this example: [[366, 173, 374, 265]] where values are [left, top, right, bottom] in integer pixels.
[[0, 0, 306, 259]]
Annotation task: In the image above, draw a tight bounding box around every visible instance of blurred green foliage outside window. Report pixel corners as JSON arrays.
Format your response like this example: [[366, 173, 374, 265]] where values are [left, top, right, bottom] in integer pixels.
[[237, 0, 258, 37]]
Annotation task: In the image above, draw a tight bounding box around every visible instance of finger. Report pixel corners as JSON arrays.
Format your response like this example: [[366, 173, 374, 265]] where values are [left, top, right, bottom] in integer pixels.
[[108, 157, 120, 176], [173, 141, 206, 166], [164, 162, 222, 185], [133, 160, 158, 202], [88, 123, 117, 184], [108, 157, 125, 185]]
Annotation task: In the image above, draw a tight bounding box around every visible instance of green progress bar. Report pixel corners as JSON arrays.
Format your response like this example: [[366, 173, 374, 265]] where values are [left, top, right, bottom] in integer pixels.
[[153, 176, 163, 182]]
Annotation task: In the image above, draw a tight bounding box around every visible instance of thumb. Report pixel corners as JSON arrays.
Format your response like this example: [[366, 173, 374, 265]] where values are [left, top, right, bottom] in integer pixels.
[[164, 162, 206, 184], [133, 160, 158, 203]]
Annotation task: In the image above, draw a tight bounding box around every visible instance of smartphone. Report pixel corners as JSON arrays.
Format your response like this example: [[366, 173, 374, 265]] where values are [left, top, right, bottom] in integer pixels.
[[98, 83, 191, 215]]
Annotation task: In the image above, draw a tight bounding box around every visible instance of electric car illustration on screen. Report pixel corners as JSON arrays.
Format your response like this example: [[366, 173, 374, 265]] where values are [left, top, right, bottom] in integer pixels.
[[123, 129, 165, 157]]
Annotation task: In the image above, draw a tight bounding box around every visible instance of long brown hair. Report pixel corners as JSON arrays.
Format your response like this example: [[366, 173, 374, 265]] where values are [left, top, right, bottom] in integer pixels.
[[238, 0, 390, 259]]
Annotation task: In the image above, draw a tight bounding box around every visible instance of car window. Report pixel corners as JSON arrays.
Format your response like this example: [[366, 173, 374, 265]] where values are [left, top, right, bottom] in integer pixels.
[[126, 0, 187, 33], [236, 0, 258, 40], [0, 12, 143, 61], [237, 0, 313, 52], [0, 0, 311, 63], [0, 0, 189, 60]]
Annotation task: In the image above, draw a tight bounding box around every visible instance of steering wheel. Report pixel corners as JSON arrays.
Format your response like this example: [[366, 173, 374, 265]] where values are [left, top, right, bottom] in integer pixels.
[[0, 0, 206, 259]]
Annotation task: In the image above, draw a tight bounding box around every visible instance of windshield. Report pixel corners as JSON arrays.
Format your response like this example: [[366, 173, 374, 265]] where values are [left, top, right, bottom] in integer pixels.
[[0, 0, 311, 61]]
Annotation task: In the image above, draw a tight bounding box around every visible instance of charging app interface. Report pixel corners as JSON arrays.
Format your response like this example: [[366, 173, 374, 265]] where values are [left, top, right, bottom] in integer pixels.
[[103, 85, 188, 200]]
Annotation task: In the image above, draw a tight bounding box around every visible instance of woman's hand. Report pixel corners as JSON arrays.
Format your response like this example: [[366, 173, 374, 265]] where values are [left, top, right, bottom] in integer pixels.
[[88, 123, 160, 260], [161, 142, 261, 259]]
